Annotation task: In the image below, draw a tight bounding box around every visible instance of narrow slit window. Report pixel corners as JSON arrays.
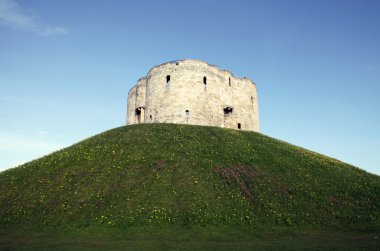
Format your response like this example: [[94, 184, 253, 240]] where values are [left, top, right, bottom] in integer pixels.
[[203, 76, 207, 85], [238, 123, 241, 129], [229, 77, 231, 86], [166, 75, 170, 91], [185, 110, 190, 122], [150, 115, 152, 120]]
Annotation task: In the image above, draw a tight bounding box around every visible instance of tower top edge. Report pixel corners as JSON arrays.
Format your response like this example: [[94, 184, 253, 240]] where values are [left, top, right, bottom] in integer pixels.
[[146, 59, 255, 85], [128, 77, 147, 94]]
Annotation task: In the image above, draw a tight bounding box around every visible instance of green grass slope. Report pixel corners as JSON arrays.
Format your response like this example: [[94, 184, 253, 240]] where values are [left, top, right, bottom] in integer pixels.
[[1, 124, 379, 250]]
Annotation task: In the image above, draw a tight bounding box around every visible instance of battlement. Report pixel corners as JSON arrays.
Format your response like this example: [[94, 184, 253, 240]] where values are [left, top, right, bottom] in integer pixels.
[[127, 59, 259, 131]]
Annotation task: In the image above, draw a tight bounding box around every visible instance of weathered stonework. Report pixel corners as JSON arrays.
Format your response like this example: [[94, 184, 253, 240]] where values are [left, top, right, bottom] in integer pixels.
[[127, 59, 259, 131]]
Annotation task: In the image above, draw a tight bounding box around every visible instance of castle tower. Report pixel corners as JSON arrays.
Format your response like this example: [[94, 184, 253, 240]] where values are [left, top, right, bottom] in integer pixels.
[[127, 59, 259, 132]]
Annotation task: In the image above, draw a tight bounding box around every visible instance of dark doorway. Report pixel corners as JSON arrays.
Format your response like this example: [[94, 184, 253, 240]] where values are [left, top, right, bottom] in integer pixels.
[[135, 108, 142, 124]]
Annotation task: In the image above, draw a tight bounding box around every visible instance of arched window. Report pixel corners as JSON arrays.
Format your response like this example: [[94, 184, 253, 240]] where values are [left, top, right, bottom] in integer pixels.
[[238, 123, 241, 129], [166, 75, 170, 91]]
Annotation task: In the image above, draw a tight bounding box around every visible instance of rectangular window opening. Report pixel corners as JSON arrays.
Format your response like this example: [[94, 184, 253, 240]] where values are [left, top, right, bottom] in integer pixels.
[[223, 106, 233, 117]]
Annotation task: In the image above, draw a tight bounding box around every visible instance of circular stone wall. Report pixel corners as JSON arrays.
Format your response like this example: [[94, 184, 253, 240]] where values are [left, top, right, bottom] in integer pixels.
[[127, 59, 259, 132]]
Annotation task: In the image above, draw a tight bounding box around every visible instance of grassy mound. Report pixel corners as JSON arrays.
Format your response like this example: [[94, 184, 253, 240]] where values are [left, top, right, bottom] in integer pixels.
[[0, 124, 379, 250]]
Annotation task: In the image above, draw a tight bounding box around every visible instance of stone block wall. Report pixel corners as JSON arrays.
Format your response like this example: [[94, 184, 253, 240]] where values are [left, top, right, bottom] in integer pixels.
[[127, 59, 259, 131]]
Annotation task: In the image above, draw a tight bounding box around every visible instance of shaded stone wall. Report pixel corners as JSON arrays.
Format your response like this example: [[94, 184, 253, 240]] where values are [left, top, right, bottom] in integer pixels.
[[127, 59, 259, 132]]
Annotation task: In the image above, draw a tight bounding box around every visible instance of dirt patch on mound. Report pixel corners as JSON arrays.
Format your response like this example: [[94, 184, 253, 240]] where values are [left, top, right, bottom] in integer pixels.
[[212, 164, 260, 201]]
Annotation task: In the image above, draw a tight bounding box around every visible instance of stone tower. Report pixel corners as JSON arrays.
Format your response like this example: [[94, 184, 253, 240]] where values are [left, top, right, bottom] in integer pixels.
[[127, 59, 259, 131]]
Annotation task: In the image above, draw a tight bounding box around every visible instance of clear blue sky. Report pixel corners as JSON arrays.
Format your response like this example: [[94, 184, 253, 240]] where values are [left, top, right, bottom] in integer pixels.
[[0, 0, 379, 175]]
